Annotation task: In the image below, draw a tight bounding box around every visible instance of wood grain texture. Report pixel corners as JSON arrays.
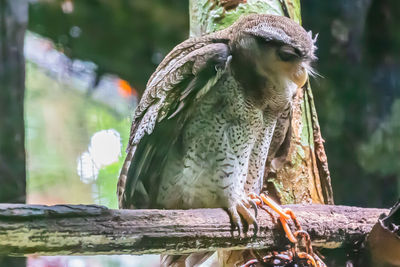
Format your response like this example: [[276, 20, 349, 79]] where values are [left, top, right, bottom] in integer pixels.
[[0, 203, 386, 256]]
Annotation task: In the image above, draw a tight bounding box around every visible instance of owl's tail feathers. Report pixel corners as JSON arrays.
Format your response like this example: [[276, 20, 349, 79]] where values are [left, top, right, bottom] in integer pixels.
[[217, 250, 259, 267], [160, 252, 216, 267]]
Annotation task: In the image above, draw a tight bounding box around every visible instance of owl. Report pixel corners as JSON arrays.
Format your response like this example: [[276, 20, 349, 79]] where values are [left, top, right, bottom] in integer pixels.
[[118, 14, 315, 266]]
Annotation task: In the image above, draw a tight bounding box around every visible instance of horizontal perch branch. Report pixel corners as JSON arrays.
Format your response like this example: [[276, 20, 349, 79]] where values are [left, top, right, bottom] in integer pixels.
[[0, 204, 386, 256]]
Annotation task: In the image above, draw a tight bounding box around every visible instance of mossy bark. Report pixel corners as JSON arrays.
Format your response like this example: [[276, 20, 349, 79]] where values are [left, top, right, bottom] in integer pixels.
[[0, 204, 385, 256]]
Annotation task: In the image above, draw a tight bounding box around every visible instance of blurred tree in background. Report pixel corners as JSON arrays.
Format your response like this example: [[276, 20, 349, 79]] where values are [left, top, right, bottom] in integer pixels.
[[0, 0, 27, 203], [29, 0, 189, 94]]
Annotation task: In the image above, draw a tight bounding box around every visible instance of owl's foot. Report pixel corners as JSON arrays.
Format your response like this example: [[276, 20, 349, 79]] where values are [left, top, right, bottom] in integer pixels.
[[249, 192, 300, 243], [227, 198, 258, 236]]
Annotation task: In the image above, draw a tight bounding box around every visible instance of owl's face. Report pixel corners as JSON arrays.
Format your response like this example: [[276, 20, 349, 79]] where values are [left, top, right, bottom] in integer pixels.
[[229, 16, 316, 110], [240, 36, 311, 88]]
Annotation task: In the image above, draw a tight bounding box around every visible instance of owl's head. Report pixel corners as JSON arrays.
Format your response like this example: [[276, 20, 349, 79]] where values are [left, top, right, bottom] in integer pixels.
[[229, 14, 317, 89]]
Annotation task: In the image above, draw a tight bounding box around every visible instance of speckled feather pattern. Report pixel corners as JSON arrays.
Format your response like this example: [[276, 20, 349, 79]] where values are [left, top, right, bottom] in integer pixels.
[[117, 14, 315, 210], [157, 73, 278, 209]]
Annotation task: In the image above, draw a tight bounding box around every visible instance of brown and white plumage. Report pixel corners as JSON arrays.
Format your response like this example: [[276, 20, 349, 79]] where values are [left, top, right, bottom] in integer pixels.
[[117, 13, 316, 266]]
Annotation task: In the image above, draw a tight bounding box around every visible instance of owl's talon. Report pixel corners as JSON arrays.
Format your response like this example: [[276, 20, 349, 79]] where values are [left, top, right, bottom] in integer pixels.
[[227, 199, 258, 237], [227, 206, 243, 236], [237, 202, 258, 236], [248, 198, 258, 219]]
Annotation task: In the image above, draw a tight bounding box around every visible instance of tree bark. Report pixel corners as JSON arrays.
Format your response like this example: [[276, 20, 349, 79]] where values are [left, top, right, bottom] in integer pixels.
[[0, 1, 28, 266], [189, 0, 333, 206], [0, 204, 386, 256]]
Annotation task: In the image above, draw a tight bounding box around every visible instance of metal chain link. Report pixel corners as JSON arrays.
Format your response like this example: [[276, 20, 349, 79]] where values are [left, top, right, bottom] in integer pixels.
[[242, 194, 327, 267]]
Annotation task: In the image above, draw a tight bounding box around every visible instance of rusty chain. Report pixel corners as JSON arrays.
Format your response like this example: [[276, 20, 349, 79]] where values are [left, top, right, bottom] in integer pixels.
[[242, 193, 327, 267]]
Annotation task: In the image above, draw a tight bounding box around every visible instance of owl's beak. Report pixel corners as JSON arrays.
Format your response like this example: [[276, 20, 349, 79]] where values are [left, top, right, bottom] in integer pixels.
[[292, 66, 308, 88]]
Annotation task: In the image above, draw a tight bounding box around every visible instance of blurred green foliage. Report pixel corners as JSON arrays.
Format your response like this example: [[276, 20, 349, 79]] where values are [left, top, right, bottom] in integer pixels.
[[359, 99, 400, 179], [303, 0, 400, 207], [29, 0, 189, 93], [26, 62, 130, 206]]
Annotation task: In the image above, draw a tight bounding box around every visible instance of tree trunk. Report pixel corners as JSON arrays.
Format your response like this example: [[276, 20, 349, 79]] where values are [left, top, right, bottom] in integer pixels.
[[189, 0, 333, 206], [0, 0, 28, 266]]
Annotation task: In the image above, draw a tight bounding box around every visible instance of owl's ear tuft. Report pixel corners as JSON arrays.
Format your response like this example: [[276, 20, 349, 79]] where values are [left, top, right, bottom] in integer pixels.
[[307, 31, 318, 44], [312, 33, 319, 44]]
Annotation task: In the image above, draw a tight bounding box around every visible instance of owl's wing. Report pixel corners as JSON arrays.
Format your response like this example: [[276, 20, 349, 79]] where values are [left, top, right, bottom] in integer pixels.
[[265, 104, 292, 175], [117, 38, 231, 209]]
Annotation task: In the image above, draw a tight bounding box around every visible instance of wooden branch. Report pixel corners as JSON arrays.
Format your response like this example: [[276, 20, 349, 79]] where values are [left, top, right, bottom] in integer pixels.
[[0, 204, 386, 256]]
